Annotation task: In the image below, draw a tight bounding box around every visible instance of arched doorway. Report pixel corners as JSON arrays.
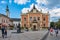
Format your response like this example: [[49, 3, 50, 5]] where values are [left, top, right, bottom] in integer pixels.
[[33, 25, 36, 31]]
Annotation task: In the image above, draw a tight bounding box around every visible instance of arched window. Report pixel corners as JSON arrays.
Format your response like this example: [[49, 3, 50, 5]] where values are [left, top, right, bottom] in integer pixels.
[[43, 18, 45, 21], [30, 24, 32, 27], [30, 17, 32, 21], [24, 18, 26, 21], [24, 24, 26, 27], [34, 17, 36, 21], [4, 20, 5, 23], [38, 17, 40, 20], [44, 24, 45, 27]]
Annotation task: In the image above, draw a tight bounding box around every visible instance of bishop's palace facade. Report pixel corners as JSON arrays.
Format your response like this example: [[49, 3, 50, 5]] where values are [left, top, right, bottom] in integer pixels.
[[21, 5, 50, 30]]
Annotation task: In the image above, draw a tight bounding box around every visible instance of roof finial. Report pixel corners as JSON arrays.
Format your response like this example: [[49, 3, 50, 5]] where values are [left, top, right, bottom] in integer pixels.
[[40, 9, 42, 12], [47, 11, 49, 13], [33, 4, 36, 9], [6, 5, 9, 11], [27, 10, 29, 12]]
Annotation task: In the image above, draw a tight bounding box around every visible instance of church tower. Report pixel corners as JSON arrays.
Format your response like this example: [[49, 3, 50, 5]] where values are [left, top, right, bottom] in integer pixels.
[[6, 5, 10, 17]]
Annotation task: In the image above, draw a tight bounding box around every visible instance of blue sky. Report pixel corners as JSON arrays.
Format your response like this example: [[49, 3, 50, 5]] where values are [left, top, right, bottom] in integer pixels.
[[0, 0, 60, 22]]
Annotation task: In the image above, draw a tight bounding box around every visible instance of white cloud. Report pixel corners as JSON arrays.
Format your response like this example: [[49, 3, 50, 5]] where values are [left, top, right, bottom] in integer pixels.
[[1, 1, 6, 4], [21, 3, 34, 13], [22, 3, 49, 13], [22, 8, 29, 13], [36, 0, 48, 5], [41, 7, 49, 13], [49, 8, 60, 22], [9, 0, 12, 3], [36, 0, 60, 8], [14, 0, 30, 4], [29, 3, 35, 11], [35, 4, 49, 13], [50, 8, 60, 17], [36, 0, 60, 20]]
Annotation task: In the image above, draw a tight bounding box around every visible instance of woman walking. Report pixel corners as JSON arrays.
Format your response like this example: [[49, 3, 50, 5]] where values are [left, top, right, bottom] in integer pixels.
[[50, 27, 53, 36]]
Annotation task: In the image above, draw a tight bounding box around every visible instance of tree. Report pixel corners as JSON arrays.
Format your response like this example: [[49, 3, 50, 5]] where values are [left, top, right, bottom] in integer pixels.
[[50, 22, 55, 28], [57, 19, 60, 29]]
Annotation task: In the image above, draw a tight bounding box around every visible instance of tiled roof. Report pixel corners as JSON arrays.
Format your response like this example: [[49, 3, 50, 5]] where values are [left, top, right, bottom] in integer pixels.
[[11, 18, 20, 21], [0, 13, 13, 21], [0, 13, 8, 18]]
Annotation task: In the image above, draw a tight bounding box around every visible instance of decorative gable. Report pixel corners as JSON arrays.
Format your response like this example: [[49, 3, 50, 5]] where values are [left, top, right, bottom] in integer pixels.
[[30, 5, 39, 13]]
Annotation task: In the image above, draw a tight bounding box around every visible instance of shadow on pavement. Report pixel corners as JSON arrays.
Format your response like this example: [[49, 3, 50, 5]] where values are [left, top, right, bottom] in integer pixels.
[[11, 32, 24, 34], [41, 31, 49, 40]]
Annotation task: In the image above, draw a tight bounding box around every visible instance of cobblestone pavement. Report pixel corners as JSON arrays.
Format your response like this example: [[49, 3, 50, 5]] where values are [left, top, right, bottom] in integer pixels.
[[46, 30, 60, 40], [0, 30, 48, 40]]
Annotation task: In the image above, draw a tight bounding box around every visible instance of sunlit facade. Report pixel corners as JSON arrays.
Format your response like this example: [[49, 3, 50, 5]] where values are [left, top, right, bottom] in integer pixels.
[[21, 5, 50, 30]]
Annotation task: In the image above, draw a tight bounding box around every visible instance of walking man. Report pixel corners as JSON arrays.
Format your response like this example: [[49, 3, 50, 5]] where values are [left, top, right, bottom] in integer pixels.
[[1, 25, 5, 38], [17, 24, 21, 33]]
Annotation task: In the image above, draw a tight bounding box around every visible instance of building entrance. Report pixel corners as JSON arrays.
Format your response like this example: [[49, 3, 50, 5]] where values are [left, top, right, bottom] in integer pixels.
[[33, 25, 36, 31]]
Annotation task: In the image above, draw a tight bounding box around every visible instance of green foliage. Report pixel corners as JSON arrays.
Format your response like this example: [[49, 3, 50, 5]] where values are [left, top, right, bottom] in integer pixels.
[[57, 19, 60, 28], [50, 22, 55, 27], [50, 19, 60, 28]]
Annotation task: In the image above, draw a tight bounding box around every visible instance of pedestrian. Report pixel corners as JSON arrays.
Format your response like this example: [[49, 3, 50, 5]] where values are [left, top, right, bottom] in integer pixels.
[[50, 27, 53, 36], [1, 25, 5, 38], [55, 27, 58, 37], [4, 27, 7, 38], [17, 24, 21, 33], [48, 27, 50, 32]]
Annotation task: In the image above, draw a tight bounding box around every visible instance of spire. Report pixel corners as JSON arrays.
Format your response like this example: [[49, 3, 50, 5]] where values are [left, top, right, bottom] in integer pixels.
[[40, 9, 42, 12], [6, 5, 10, 17], [6, 5, 9, 12], [33, 4, 36, 9]]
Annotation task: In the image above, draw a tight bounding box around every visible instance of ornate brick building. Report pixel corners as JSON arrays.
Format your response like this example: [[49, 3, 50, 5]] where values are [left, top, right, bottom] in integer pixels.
[[21, 5, 50, 30]]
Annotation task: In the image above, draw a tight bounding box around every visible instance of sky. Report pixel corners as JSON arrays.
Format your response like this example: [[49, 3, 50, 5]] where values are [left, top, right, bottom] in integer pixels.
[[0, 0, 60, 22]]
